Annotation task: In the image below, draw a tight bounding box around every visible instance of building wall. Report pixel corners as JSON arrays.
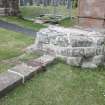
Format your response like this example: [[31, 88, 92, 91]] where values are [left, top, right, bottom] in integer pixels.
[[78, 0, 105, 28]]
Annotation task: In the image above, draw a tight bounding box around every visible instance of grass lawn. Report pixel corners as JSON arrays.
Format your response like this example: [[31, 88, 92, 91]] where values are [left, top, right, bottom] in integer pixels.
[[58, 17, 76, 27], [0, 16, 46, 31], [0, 62, 105, 105], [0, 28, 36, 73], [20, 5, 71, 18], [20, 6, 77, 27], [20, 5, 77, 18]]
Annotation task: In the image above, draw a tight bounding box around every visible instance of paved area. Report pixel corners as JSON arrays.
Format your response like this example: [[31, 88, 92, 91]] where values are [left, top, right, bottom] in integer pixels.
[[0, 20, 36, 36]]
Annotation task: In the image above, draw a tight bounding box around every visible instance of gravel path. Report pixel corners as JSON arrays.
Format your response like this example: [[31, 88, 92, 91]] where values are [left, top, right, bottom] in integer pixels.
[[0, 20, 36, 36]]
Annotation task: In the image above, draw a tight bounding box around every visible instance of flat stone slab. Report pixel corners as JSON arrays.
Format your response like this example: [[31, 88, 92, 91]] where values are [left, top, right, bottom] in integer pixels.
[[8, 63, 42, 82], [0, 72, 21, 98], [27, 55, 56, 67], [0, 55, 55, 98]]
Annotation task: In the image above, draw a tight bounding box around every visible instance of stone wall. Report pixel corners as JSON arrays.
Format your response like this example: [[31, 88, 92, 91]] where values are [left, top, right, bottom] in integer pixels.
[[78, 0, 105, 28], [32, 26, 105, 69]]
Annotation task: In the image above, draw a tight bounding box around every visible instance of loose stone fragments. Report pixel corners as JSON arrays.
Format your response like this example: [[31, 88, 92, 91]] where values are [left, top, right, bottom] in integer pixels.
[[27, 26, 105, 69]]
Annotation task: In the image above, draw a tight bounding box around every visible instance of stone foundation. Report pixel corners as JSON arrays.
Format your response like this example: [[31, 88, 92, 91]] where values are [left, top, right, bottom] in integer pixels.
[[28, 26, 105, 69]]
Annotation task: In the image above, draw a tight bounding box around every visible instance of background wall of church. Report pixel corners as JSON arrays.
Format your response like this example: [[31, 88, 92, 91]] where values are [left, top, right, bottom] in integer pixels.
[[78, 0, 105, 28]]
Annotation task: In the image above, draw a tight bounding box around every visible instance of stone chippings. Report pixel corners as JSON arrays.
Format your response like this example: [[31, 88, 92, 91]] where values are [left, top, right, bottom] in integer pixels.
[[33, 26, 105, 69], [0, 55, 55, 98]]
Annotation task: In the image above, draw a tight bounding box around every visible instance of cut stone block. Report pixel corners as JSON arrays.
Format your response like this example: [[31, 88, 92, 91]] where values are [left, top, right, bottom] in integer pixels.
[[9, 63, 41, 82], [0, 55, 56, 98], [29, 55, 56, 67], [66, 57, 82, 67], [92, 55, 104, 66], [81, 62, 97, 69], [83, 47, 96, 57], [59, 47, 84, 57], [0, 72, 21, 98], [97, 38, 105, 46], [96, 46, 105, 55], [70, 37, 93, 47]]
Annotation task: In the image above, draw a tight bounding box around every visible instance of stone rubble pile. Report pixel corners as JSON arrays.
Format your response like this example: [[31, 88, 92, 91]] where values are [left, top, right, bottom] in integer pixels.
[[34, 26, 105, 69]]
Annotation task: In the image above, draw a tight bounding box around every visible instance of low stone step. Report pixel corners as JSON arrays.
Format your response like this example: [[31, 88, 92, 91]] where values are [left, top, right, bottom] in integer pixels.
[[0, 63, 40, 98], [0, 14, 5, 16], [27, 55, 56, 67], [0, 11, 5, 16], [0, 72, 21, 98], [8, 63, 42, 83], [0, 55, 55, 98]]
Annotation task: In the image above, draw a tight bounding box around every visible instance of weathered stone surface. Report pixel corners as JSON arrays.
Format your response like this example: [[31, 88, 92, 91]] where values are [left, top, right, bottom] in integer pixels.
[[32, 55, 56, 67], [0, 72, 21, 97], [97, 38, 105, 46], [27, 26, 105, 68], [81, 62, 97, 69], [92, 55, 104, 66], [66, 57, 82, 67], [0, 55, 56, 97], [96, 46, 105, 55], [60, 47, 84, 57], [83, 47, 96, 57], [0, 0, 20, 16]]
